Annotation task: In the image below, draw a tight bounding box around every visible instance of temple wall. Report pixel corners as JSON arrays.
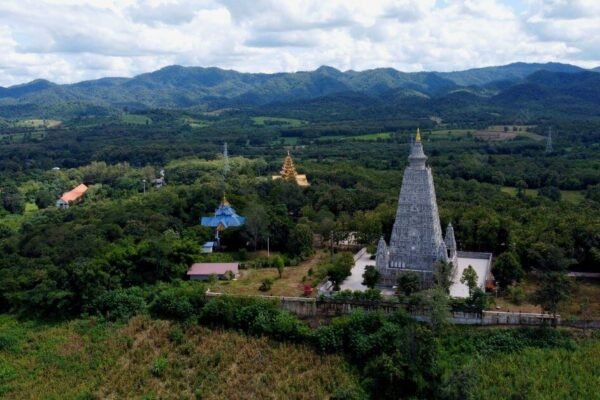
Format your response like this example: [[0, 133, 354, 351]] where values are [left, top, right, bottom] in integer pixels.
[[204, 292, 572, 327]]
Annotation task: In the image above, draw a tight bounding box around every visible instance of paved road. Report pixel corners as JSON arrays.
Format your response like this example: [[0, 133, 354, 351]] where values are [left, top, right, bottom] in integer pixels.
[[339, 250, 374, 291], [568, 272, 600, 278], [449, 256, 490, 298]]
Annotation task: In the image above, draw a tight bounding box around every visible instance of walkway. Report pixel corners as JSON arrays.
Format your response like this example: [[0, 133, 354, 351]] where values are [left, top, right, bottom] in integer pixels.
[[339, 249, 372, 291], [449, 256, 490, 298]]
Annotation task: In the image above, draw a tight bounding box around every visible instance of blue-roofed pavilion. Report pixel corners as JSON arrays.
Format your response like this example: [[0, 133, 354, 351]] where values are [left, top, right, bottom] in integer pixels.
[[200, 196, 246, 236]]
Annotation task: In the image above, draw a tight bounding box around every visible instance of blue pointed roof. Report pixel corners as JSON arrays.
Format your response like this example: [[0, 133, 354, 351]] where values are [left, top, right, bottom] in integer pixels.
[[200, 196, 246, 229]]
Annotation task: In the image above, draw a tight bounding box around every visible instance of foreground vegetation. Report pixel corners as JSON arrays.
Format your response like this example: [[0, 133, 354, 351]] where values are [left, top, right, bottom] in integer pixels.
[[2, 291, 599, 400], [0, 314, 360, 400]]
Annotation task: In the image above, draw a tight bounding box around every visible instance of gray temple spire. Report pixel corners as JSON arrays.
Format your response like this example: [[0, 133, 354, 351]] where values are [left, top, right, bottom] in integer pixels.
[[375, 128, 448, 286], [375, 236, 389, 268], [444, 222, 457, 260]]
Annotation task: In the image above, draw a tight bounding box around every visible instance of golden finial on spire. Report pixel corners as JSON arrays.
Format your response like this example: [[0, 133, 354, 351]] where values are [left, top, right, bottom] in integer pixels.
[[222, 193, 229, 206], [416, 128, 421, 143]]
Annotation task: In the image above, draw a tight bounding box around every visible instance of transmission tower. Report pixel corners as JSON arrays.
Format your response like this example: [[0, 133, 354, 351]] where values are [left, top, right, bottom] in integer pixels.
[[223, 142, 230, 175], [545, 127, 553, 154]]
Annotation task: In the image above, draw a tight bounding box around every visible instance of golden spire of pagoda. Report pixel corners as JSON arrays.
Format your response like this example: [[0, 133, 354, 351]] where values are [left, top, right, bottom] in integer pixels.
[[415, 127, 421, 143], [280, 150, 298, 180], [221, 193, 229, 206]]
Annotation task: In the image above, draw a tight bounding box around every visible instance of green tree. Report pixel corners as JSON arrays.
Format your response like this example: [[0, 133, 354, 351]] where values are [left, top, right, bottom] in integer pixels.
[[286, 224, 313, 257], [526, 242, 574, 272], [244, 203, 269, 250], [428, 288, 451, 335], [274, 255, 285, 278], [2, 185, 24, 214], [327, 252, 354, 291], [516, 180, 528, 198], [397, 271, 421, 297], [460, 265, 478, 298], [538, 186, 561, 201], [34, 190, 55, 209], [493, 251, 524, 289], [434, 261, 454, 293], [533, 272, 572, 324], [361, 265, 380, 289]]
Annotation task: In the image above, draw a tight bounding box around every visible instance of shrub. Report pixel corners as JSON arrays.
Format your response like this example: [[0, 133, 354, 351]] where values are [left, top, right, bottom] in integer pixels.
[[147, 282, 206, 321], [508, 285, 526, 305], [149, 291, 194, 320], [94, 288, 147, 321], [199, 297, 239, 327], [150, 356, 168, 377], [332, 289, 382, 302], [271, 311, 311, 342], [259, 278, 274, 292], [397, 272, 421, 297], [0, 333, 18, 351], [168, 326, 185, 345]]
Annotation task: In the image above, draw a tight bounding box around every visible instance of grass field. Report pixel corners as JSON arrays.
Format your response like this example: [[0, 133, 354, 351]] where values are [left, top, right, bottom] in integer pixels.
[[316, 132, 392, 142], [122, 113, 152, 125], [474, 125, 544, 141], [501, 186, 585, 203], [0, 315, 360, 400], [212, 251, 329, 297], [252, 116, 306, 127], [352, 132, 391, 141], [181, 117, 209, 128], [430, 129, 473, 138], [274, 137, 300, 145], [12, 119, 61, 129]]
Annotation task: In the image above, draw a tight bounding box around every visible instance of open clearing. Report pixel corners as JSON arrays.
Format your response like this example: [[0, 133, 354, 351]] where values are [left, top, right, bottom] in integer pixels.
[[12, 119, 62, 129], [121, 113, 152, 125], [211, 251, 329, 297], [252, 116, 307, 127], [475, 125, 544, 141], [492, 277, 600, 318]]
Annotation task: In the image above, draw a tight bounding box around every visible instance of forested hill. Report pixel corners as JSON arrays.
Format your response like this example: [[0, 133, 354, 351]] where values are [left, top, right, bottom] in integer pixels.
[[0, 62, 595, 118]]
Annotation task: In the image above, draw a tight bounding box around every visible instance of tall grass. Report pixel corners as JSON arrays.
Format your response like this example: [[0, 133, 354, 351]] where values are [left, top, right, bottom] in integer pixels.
[[0, 315, 361, 400]]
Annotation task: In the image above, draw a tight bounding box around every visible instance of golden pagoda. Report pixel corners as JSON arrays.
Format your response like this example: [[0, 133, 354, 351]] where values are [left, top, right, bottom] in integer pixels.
[[272, 150, 309, 186]]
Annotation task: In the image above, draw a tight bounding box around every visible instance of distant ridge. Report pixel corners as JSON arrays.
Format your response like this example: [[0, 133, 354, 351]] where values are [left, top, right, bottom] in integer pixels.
[[0, 62, 596, 118]]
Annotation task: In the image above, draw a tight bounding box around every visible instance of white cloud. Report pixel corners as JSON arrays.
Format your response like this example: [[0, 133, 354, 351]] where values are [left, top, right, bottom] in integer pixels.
[[0, 0, 599, 86]]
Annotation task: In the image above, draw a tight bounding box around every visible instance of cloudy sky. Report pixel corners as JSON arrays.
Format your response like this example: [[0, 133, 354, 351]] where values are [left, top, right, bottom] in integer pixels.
[[0, 0, 599, 86]]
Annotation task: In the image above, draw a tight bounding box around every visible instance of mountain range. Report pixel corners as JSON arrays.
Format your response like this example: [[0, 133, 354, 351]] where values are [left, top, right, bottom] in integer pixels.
[[0, 62, 599, 119]]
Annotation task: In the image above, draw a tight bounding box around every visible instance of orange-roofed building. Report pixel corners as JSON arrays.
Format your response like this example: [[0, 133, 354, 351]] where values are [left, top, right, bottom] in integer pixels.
[[56, 184, 88, 209]]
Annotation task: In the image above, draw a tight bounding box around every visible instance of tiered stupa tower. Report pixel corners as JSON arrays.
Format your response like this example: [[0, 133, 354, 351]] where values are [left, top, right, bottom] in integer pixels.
[[272, 151, 309, 186], [376, 129, 455, 286], [280, 151, 298, 180]]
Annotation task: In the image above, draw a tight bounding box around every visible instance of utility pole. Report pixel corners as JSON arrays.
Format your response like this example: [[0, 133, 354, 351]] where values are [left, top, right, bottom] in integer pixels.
[[142, 179, 146, 194], [330, 230, 334, 258], [267, 236, 270, 258]]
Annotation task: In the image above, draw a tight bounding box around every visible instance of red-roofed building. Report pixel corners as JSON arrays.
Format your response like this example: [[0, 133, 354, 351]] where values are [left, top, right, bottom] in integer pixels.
[[56, 184, 88, 209], [187, 262, 239, 281]]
